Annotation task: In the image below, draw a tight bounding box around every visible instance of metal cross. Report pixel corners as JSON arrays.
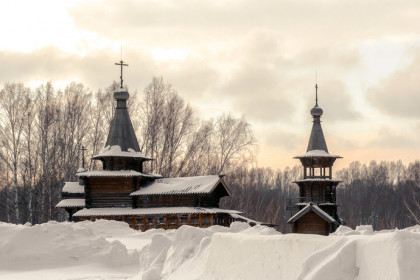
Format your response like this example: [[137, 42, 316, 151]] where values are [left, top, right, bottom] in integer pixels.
[[80, 146, 87, 169], [115, 60, 129, 88]]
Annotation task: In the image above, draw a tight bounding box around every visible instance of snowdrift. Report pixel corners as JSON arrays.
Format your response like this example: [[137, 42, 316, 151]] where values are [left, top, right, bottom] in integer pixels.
[[0, 220, 419, 280]]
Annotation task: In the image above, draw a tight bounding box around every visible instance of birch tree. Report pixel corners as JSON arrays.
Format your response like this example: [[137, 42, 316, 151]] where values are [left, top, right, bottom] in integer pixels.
[[140, 77, 166, 173], [214, 113, 258, 174], [0, 83, 32, 223]]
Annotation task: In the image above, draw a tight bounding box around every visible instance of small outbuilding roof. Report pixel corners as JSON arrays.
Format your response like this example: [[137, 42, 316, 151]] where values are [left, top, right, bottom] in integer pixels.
[[56, 199, 85, 208], [62, 182, 84, 194], [287, 202, 339, 225], [130, 175, 230, 196], [73, 207, 241, 217]]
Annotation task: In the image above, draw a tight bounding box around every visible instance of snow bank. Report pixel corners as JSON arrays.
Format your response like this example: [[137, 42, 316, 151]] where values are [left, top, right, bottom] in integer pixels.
[[1, 220, 420, 280], [136, 223, 420, 280], [299, 225, 420, 280], [0, 220, 140, 279]]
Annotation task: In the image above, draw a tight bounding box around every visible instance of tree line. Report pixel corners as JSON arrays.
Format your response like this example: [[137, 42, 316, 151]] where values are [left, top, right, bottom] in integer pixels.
[[0, 78, 419, 231]]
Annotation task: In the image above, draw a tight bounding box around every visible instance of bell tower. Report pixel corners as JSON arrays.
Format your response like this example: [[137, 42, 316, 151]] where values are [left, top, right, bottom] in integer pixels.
[[287, 84, 343, 235]]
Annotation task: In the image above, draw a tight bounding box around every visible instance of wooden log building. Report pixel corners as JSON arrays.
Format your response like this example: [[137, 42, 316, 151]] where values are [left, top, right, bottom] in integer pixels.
[[56, 61, 251, 231], [286, 84, 343, 235]]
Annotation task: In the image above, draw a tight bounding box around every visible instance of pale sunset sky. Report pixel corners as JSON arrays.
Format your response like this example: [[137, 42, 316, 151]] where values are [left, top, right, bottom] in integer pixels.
[[1, 0, 420, 170]]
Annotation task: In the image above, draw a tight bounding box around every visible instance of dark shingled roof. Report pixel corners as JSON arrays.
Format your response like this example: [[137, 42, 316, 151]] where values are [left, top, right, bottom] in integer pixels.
[[306, 105, 328, 153], [105, 89, 140, 152], [287, 202, 339, 225]]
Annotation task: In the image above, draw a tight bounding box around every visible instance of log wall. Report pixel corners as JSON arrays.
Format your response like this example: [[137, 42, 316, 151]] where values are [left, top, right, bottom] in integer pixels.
[[294, 211, 329, 235], [77, 213, 235, 231], [136, 193, 221, 208], [85, 177, 137, 208]]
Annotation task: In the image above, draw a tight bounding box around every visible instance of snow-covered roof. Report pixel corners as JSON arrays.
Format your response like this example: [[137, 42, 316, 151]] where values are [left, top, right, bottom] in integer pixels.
[[73, 207, 241, 217], [92, 145, 152, 160], [230, 214, 259, 224], [62, 182, 84, 194], [56, 199, 85, 208], [293, 178, 342, 184], [294, 149, 342, 159], [77, 167, 86, 173], [77, 170, 162, 178], [287, 203, 339, 225], [319, 203, 336, 206], [130, 175, 230, 196]]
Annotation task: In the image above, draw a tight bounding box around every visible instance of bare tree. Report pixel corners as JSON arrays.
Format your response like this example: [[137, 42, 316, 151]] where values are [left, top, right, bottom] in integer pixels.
[[0, 83, 32, 222], [36, 82, 59, 221], [140, 77, 166, 173], [59, 82, 91, 181], [174, 120, 214, 176], [214, 113, 258, 174], [88, 89, 109, 170]]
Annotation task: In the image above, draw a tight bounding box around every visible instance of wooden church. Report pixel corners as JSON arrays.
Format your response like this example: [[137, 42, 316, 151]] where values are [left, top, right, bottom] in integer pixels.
[[287, 85, 343, 235], [56, 61, 248, 231]]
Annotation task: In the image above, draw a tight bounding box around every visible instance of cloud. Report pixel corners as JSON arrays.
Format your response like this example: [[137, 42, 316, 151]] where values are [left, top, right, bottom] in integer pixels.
[[316, 79, 362, 121], [68, 0, 420, 50], [265, 130, 305, 151], [367, 48, 420, 118], [366, 125, 420, 149], [0, 47, 154, 90], [213, 30, 362, 122]]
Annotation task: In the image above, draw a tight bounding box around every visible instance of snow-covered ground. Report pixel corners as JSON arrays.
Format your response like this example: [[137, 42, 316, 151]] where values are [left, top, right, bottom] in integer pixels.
[[0, 220, 419, 280]]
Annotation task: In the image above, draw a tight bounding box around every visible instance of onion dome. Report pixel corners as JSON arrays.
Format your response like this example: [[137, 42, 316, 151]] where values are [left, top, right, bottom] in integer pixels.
[[310, 105, 323, 117]]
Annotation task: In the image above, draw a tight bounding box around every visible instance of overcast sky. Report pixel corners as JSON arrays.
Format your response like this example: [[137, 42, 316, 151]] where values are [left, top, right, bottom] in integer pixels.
[[1, 0, 420, 169]]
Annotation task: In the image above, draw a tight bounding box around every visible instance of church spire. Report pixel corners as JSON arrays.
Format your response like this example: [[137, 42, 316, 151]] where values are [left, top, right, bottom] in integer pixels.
[[104, 60, 140, 152], [307, 84, 328, 152], [92, 60, 152, 169]]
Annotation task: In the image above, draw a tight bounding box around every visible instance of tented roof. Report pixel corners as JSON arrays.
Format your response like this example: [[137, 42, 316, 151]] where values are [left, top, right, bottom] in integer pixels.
[[105, 90, 140, 153], [306, 115, 329, 153], [92, 88, 150, 161]]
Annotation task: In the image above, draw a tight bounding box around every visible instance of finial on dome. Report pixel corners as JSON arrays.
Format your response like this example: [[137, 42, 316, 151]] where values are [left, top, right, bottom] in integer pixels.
[[310, 84, 323, 117]]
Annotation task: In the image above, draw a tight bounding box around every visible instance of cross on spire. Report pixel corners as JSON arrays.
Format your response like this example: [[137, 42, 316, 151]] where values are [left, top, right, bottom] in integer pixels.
[[80, 146, 87, 169], [115, 60, 128, 88], [315, 83, 318, 107]]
